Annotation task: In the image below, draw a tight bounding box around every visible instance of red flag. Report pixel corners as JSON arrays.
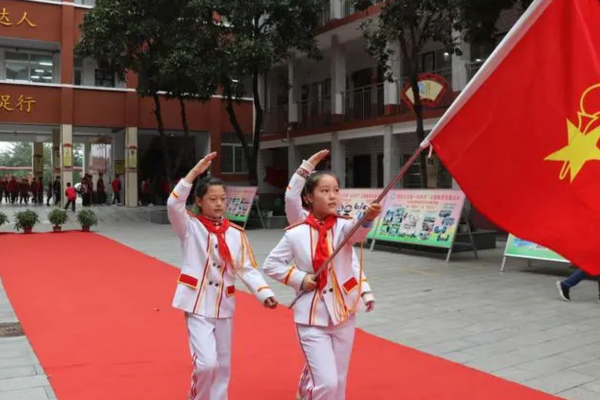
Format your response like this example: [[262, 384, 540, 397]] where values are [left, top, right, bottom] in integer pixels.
[[427, 0, 600, 274]]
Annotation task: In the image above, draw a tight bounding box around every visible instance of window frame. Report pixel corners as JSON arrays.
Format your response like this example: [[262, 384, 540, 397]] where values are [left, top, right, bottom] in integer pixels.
[[4, 49, 55, 84], [221, 143, 250, 175]]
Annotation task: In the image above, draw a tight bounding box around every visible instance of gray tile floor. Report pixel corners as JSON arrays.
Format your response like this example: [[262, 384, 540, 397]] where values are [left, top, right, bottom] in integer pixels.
[[1, 205, 600, 399]]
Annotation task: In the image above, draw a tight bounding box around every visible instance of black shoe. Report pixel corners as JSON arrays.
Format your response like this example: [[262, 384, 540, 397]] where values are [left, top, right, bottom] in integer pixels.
[[557, 281, 570, 302]]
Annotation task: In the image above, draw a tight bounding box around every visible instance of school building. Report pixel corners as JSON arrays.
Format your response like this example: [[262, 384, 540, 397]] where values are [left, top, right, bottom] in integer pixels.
[[256, 2, 523, 219], [0, 0, 253, 207]]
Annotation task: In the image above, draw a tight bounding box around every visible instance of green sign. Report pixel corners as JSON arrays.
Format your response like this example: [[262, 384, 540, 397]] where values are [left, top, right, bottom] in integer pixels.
[[504, 234, 568, 263], [371, 189, 466, 249]]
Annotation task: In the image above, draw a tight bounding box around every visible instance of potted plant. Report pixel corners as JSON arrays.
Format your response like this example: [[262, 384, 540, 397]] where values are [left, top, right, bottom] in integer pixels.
[[48, 208, 68, 232], [76, 209, 98, 232], [14, 210, 40, 234], [0, 211, 8, 228]]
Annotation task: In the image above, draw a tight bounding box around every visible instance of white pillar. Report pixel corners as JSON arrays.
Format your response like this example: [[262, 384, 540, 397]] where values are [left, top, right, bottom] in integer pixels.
[[52, 128, 60, 176], [384, 41, 402, 114], [195, 133, 210, 161], [330, 0, 341, 22], [124, 127, 138, 207], [32, 142, 43, 178], [451, 31, 471, 91], [288, 56, 299, 124], [330, 35, 346, 118], [60, 124, 74, 207], [383, 126, 401, 188], [112, 130, 125, 204], [84, 141, 92, 173], [331, 132, 346, 188]]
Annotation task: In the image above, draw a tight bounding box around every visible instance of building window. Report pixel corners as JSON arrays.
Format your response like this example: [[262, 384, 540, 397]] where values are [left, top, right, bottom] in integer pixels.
[[94, 68, 115, 87], [221, 144, 250, 174], [74, 58, 83, 86], [5, 51, 53, 83], [402, 154, 422, 188], [221, 132, 251, 174]]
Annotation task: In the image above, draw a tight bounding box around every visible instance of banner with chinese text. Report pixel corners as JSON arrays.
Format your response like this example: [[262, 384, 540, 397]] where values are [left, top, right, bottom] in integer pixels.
[[337, 189, 381, 238], [226, 186, 258, 223], [504, 234, 568, 263], [372, 189, 466, 249]]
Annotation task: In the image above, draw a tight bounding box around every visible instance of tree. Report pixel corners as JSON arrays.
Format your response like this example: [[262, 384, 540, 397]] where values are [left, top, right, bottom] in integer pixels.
[[357, 0, 532, 188], [76, 0, 218, 183], [210, 0, 324, 185]]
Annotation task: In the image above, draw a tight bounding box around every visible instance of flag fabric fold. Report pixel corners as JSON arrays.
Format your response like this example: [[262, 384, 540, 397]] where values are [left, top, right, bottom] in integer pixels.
[[428, 0, 600, 274]]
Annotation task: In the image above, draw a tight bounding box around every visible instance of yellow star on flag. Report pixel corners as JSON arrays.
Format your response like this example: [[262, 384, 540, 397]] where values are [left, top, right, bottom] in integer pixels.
[[545, 120, 600, 182]]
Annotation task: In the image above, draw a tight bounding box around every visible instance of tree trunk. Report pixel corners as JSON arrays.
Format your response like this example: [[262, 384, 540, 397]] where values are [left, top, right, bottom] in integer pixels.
[[152, 93, 174, 184], [250, 73, 263, 187], [173, 96, 192, 181], [223, 85, 258, 185], [409, 74, 429, 189]]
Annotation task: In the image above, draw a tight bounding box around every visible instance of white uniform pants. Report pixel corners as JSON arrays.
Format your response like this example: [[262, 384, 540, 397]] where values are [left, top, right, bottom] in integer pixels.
[[185, 313, 232, 400], [296, 315, 356, 400]]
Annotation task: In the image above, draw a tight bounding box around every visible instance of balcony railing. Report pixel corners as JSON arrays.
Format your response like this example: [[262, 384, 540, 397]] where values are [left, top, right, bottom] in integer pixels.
[[342, 83, 385, 122], [466, 60, 484, 81], [263, 105, 288, 135], [342, 0, 355, 17], [299, 96, 332, 130]]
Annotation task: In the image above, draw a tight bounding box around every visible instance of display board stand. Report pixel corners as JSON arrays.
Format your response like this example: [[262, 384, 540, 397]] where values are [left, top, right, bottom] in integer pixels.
[[245, 199, 266, 229], [500, 234, 568, 272], [370, 206, 478, 263]]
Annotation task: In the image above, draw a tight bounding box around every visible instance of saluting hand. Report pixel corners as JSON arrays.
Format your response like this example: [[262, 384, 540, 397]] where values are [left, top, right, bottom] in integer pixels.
[[302, 274, 318, 291], [307, 150, 329, 167], [186, 152, 218, 183], [193, 152, 217, 176]]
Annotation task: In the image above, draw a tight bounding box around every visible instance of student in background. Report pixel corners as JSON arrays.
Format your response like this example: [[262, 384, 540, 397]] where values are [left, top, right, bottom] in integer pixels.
[[65, 182, 77, 212]]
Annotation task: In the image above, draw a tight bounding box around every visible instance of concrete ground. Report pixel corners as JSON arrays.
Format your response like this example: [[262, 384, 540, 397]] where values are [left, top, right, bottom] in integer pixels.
[[1, 205, 600, 400]]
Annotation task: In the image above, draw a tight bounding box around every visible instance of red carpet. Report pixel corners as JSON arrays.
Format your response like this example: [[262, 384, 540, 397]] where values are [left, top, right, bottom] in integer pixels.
[[0, 232, 560, 400]]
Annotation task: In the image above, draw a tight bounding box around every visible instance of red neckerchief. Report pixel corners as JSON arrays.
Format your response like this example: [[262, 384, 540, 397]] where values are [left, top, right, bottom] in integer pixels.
[[197, 214, 234, 271], [305, 213, 337, 291]]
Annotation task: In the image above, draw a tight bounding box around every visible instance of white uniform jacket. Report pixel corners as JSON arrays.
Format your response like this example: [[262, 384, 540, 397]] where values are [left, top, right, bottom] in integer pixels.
[[167, 180, 274, 318], [263, 213, 373, 327]]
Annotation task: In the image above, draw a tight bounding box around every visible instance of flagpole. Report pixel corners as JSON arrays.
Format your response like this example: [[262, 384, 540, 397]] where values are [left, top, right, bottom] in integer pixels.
[[287, 145, 428, 309], [421, 0, 553, 148]]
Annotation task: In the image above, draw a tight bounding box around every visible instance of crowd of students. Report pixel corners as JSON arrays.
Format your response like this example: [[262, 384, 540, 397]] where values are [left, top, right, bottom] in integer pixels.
[[0, 173, 123, 206]]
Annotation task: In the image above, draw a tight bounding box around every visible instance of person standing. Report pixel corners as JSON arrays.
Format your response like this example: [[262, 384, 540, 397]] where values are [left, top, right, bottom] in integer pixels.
[[37, 177, 44, 204], [97, 173, 106, 205], [64, 182, 77, 212], [0, 177, 5, 204], [31, 177, 39, 205], [263, 171, 380, 400], [8, 176, 18, 204], [167, 152, 278, 400], [111, 175, 122, 205], [19, 178, 30, 205], [53, 176, 61, 205], [46, 179, 53, 206]]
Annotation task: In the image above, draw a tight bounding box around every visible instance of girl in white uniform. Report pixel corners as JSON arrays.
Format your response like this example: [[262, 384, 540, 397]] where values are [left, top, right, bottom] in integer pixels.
[[285, 150, 376, 399], [264, 170, 380, 400], [168, 152, 278, 400]]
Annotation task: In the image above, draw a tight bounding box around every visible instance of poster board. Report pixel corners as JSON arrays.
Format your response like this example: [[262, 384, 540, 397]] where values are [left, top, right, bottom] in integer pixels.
[[501, 234, 569, 272], [371, 189, 466, 249], [337, 189, 381, 238], [225, 186, 259, 225]]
